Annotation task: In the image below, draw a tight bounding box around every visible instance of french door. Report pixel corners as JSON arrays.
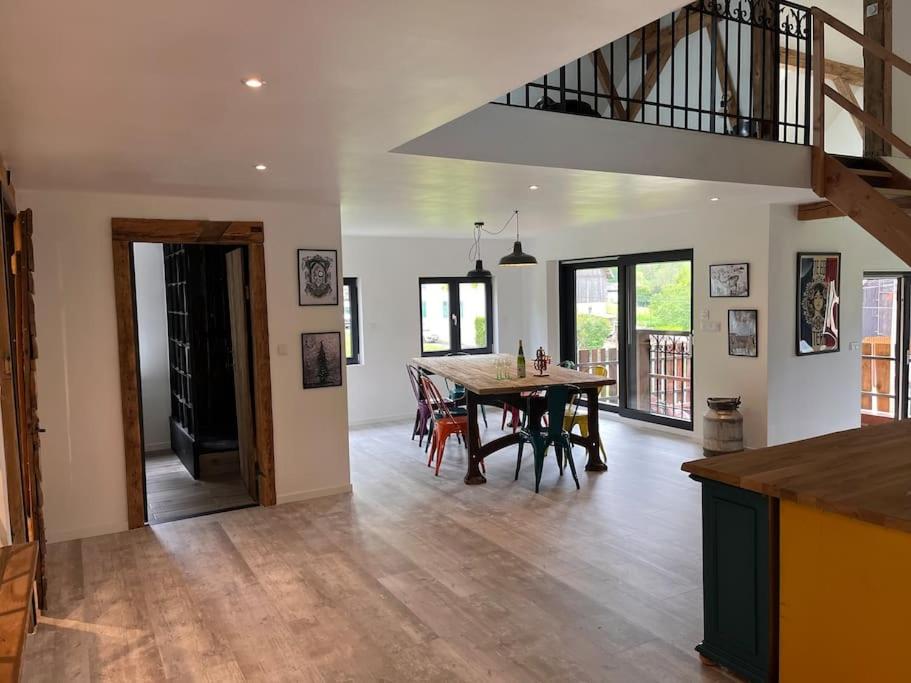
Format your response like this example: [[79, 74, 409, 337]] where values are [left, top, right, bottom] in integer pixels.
[[861, 274, 910, 424], [559, 250, 693, 429]]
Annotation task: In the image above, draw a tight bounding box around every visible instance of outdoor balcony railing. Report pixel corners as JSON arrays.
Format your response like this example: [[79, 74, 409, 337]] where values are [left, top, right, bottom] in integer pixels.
[[575, 330, 693, 422], [494, 0, 811, 145]]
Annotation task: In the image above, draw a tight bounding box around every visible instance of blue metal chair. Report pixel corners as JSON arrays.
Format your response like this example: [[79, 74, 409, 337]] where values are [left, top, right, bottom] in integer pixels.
[[514, 385, 582, 493]]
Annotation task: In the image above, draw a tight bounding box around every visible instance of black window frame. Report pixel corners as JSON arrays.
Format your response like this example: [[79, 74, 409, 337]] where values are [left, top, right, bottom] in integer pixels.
[[418, 276, 494, 356], [343, 277, 361, 365], [558, 248, 694, 431]]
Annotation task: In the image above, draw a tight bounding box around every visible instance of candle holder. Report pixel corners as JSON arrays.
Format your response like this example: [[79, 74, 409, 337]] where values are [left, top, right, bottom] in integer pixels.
[[533, 347, 551, 377]]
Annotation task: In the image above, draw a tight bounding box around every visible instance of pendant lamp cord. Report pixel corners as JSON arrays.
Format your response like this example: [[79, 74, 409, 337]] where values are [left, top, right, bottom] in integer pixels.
[[468, 210, 519, 263]]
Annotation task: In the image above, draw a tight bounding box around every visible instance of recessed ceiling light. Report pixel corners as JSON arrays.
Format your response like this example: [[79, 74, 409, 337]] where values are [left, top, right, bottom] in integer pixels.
[[254, 163, 267, 171], [710, 197, 720, 202], [243, 77, 266, 89], [529, 185, 539, 191]]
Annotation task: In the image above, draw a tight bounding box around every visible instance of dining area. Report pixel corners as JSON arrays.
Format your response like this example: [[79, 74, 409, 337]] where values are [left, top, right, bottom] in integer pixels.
[[405, 352, 615, 492]]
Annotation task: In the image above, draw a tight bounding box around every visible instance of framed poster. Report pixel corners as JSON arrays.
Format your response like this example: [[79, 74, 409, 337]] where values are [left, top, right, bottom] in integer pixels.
[[796, 252, 841, 355], [301, 332, 343, 389], [728, 309, 758, 357], [709, 263, 749, 297], [298, 249, 339, 306]]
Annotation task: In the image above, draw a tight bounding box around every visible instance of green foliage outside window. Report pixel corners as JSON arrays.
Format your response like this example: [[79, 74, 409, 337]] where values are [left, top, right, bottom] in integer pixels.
[[576, 313, 613, 350]]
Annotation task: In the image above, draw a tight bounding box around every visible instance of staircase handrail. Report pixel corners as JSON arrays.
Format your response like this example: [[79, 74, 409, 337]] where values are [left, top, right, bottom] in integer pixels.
[[812, 6, 911, 193]]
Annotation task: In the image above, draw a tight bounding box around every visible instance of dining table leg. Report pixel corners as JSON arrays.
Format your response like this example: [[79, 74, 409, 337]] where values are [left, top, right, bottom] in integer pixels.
[[584, 387, 608, 472], [464, 390, 487, 485]]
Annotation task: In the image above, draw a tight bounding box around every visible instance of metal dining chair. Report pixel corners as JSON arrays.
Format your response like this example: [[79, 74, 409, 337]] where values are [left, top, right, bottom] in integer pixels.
[[405, 363, 432, 446], [514, 385, 582, 492], [445, 352, 487, 428], [421, 374, 482, 477]]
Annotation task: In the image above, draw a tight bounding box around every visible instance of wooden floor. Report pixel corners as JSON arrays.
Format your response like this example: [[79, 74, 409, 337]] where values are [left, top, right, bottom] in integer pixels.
[[145, 451, 256, 524], [23, 415, 735, 682]]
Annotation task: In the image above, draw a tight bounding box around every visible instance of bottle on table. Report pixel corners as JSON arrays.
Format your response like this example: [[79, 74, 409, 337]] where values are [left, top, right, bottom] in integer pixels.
[[517, 340, 526, 379]]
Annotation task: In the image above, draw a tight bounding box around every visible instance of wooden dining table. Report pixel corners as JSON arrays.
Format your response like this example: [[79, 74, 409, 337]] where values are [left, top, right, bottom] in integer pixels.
[[412, 353, 616, 485]]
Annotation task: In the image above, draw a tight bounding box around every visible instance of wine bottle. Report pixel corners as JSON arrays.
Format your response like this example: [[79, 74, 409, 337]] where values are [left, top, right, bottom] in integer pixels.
[[517, 340, 526, 379]]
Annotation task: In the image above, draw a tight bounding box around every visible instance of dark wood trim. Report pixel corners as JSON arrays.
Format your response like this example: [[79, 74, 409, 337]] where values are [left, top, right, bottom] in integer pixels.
[[248, 243, 276, 506], [111, 218, 264, 244], [0, 209, 26, 544], [112, 240, 146, 529], [111, 218, 276, 528]]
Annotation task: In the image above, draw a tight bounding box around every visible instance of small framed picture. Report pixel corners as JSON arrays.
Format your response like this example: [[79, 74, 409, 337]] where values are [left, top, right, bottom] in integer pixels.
[[298, 249, 339, 306], [728, 309, 758, 357], [710, 263, 750, 298], [301, 332, 343, 389], [796, 252, 840, 356]]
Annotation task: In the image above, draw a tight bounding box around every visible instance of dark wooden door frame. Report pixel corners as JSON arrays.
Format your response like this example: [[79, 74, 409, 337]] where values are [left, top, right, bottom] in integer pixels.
[[111, 218, 276, 529]]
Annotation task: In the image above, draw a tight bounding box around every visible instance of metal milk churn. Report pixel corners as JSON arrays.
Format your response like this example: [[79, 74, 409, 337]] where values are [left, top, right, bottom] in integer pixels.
[[703, 397, 744, 456]]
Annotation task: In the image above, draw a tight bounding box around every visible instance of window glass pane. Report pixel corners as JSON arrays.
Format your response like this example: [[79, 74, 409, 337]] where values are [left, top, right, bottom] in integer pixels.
[[573, 267, 619, 405], [343, 284, 353, 359], [628, 260, 692, 421], [861, 277, 899, 421], [420, 283, 451, 353], [459, 282, 489, 350]]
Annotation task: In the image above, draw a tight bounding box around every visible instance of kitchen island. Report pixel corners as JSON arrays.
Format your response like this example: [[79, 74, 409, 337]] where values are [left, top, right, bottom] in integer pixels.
[[681, 420, 911, 683]]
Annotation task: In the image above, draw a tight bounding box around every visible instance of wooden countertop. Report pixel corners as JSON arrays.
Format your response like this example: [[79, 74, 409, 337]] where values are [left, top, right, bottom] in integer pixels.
[[682, 421, 911, 533], [412, 353, 615, 396]]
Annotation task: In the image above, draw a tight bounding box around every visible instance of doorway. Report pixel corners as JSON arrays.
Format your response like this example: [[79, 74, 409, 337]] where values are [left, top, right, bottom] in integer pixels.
[[112, 219, 275, 530], [861, 274, 910, 424], [559, 250, 694, 430], [134, 242, 257, 523]]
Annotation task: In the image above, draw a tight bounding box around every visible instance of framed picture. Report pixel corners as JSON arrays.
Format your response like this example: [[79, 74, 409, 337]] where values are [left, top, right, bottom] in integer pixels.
[[298, 249, 338, 306], [796, 252, 841, 356], [709, 263, 750, 297], [728, 309, 758, 357], [301, 332, 343, 389]]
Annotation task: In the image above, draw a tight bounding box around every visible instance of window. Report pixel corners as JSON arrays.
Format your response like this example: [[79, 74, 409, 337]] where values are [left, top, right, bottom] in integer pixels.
[[559, 250, 693, 430], [343, 277, 360, 364], [419, 277, 493, 356]]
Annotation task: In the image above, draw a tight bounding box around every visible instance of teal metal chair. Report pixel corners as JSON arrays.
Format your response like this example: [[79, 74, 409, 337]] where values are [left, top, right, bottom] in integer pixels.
[[445, 353, 487, 428], [514, 385, 581, 493]]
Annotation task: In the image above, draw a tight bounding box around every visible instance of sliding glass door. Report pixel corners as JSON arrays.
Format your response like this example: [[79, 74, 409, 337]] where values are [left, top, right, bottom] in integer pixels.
[[560, 250, 693, 429]]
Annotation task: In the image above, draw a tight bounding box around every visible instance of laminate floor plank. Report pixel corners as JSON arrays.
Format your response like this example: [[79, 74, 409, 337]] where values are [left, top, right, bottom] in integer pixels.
[[24, 416, 736, 682]]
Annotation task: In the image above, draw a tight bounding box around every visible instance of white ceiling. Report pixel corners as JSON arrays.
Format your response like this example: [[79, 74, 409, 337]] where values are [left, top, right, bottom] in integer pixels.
[[0, 0, 847, 237]]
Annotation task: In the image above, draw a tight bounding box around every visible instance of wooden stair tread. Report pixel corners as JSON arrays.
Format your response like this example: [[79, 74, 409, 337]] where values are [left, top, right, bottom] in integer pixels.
[[878, 187, 911, 198]]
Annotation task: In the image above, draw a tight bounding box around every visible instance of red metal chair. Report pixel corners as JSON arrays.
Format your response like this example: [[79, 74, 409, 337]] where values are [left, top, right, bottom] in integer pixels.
[[421, 374, 481, 476]]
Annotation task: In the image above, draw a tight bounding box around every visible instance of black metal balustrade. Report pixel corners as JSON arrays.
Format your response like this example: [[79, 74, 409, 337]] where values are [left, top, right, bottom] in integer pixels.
[[494, 0, 811, 145]]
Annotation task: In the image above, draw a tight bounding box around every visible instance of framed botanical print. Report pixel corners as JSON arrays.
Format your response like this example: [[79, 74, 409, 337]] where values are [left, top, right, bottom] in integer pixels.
[[710, 263, 750, 297], [301, 332, 343, 389], [796, 252, 841, 356], [728, 309, 758, 357], [298, 249, 338, 306]]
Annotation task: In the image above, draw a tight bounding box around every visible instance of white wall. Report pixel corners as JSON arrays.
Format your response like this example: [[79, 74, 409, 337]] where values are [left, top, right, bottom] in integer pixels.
[[523, 203, 771, 448], [21, 189, 351, 542], [766, 205, 904, 445], [133, 243, 170, 452], [342, 235, 524, 424]]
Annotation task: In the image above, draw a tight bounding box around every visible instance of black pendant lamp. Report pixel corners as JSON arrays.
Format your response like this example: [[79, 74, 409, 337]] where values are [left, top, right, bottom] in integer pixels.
[[499, 210, 537, 267], [467, 221, 493, 277]]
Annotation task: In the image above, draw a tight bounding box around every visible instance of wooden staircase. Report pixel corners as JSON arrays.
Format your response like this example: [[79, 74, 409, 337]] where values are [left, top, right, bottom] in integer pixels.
[[800, 8, 911, 266]]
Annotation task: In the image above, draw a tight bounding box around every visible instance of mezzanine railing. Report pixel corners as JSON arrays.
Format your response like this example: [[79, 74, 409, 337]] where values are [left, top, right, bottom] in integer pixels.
[[494, 0, 811, 145]]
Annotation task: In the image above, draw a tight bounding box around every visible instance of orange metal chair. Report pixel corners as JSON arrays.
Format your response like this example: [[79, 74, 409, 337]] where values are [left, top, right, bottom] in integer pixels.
[[421, 375, 476, 476]]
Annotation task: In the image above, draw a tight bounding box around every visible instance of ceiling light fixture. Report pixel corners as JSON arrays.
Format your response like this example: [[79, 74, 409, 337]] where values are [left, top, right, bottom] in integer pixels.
[[254, 163, 268, 171], [529, 185, 539, 191], [467, 221, 493, 278], [710, 197, 720, 202], [243, 76, 266, 89], [498, 210, 537, 267]]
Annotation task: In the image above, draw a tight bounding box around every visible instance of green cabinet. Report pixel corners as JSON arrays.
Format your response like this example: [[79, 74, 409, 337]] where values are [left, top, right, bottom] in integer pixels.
[[694, 477, 778, 682]]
